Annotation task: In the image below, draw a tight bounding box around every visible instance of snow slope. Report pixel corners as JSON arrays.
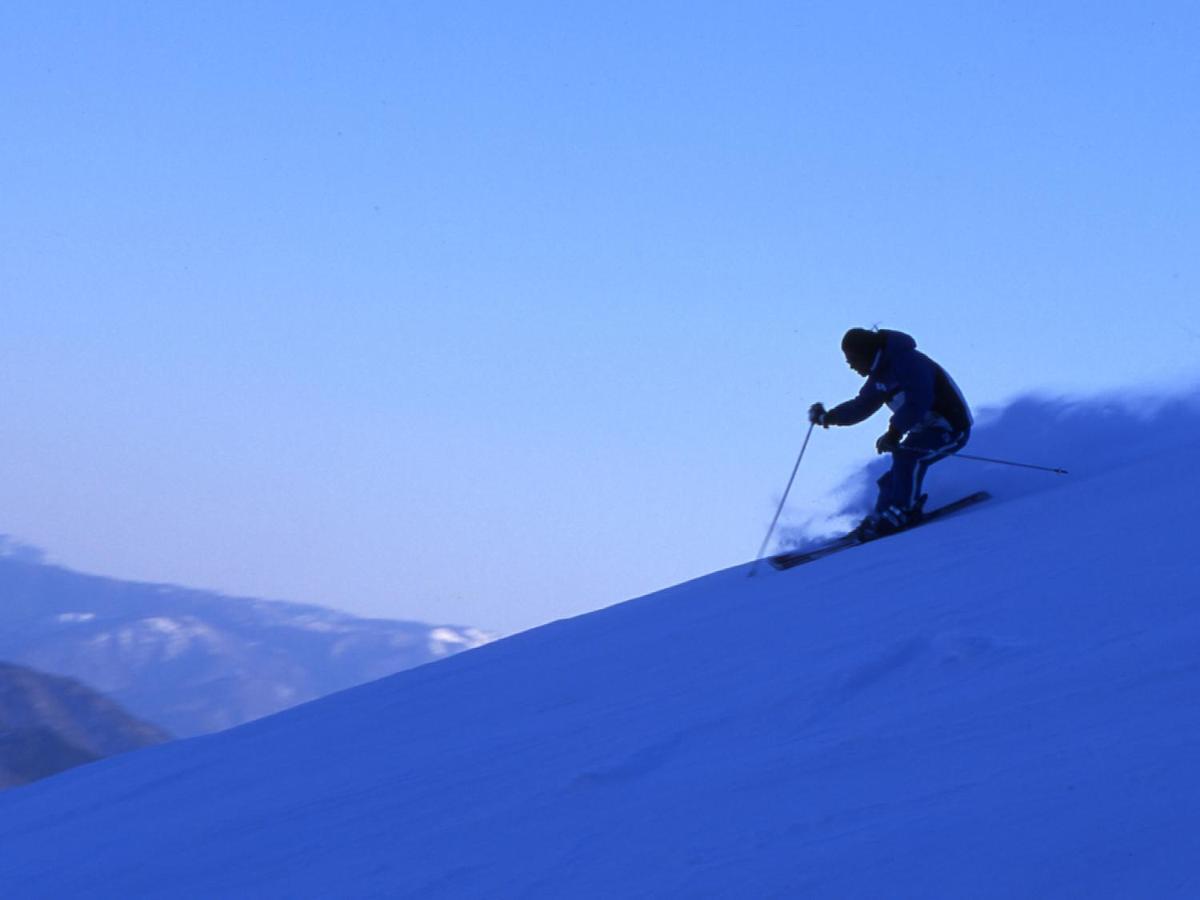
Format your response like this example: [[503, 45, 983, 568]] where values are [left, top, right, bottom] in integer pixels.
[[1, 394, 1198, 898]]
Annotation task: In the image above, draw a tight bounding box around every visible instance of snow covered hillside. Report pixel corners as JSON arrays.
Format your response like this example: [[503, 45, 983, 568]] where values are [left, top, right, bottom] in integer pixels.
[[1, 393, 1198, 898]]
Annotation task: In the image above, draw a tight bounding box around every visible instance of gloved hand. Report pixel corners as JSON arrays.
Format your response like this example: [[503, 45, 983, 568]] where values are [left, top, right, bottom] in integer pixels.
[[875, 429, 901, 455], [808, 402, 829, 427]]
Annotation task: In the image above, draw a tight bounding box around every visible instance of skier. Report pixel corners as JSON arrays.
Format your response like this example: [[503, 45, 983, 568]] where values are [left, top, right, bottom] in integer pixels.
[[808, 328, 973, 537]]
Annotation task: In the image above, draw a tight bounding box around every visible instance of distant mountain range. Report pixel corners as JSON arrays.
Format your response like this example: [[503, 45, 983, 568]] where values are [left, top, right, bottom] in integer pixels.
[[0, 661, 169, 789], [0, 552, 493, 738]]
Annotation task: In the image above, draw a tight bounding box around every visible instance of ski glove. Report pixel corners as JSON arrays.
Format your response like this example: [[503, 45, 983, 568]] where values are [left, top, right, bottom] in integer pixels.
[[808, 403, 829, 427], [875, 429, 901, 455]]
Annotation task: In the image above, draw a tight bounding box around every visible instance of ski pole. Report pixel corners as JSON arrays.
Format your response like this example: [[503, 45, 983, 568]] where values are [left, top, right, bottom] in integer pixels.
[[750, 421, 816, 576], [894, 444, 1067, 475], [948, 452, 1068, 475]]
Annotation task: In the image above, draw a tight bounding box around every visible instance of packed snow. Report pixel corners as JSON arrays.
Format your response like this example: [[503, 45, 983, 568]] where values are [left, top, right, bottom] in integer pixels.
[[1, 392, 1198, 898]]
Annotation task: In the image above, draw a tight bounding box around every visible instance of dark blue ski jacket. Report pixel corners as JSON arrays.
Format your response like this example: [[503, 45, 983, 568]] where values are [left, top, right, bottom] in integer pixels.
[[825, 330, 973, 436]]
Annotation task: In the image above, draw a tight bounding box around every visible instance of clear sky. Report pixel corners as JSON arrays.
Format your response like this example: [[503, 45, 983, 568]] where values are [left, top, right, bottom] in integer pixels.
[[2, 2, 1197, 633]]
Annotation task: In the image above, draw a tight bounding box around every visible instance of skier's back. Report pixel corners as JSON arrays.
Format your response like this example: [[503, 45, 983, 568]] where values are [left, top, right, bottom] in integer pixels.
[[809, 328, 972, 536]]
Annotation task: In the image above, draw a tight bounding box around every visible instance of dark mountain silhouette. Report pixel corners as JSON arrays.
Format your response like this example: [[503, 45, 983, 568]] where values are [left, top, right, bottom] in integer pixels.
[[0, 661, 169, 789]]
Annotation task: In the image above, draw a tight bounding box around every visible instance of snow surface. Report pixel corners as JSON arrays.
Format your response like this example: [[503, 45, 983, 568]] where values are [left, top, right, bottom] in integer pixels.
[[1, 393, 1198, 898]]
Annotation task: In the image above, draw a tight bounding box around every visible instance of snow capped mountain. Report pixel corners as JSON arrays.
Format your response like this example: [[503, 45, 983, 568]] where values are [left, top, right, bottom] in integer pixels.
[[1, 393, 1197, 897], [0, 662, 168, 789], [0, 557, 493, 737]]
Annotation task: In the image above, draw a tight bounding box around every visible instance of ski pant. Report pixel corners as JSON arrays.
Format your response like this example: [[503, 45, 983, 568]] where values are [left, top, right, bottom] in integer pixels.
[[875, 427, 970, 513]]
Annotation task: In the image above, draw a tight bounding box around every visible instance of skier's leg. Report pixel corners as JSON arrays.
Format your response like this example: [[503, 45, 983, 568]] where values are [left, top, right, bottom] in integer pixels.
[[887, 443, 921, 512], [865, 449, 920, 534], [865, 430, 970, 536], [901, 429, 969, 509], [853, 469, 896, 537], [874, 469, 894, 513]]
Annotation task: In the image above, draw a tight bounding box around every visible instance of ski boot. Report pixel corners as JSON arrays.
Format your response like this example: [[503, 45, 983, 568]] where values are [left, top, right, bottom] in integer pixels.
[[856, 494, 928, 540]]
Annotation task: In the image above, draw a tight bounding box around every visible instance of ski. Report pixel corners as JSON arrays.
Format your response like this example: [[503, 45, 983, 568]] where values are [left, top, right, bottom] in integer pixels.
[[767, 491, 991, 571]]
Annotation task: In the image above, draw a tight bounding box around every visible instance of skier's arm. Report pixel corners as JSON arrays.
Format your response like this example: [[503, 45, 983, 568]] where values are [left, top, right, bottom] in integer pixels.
[[823, 382, 887, 426]]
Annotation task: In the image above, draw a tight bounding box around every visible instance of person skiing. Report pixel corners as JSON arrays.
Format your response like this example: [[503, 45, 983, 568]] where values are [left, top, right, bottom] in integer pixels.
[[808, 328, 973, 537]]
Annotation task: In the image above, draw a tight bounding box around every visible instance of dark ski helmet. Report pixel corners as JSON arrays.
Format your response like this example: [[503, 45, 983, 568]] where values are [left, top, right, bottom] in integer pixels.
[[841, 328, 883, 373]]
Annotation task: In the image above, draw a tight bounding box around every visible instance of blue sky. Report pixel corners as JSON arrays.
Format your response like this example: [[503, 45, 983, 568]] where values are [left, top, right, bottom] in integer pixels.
[[2, 2, 1198, 632]]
